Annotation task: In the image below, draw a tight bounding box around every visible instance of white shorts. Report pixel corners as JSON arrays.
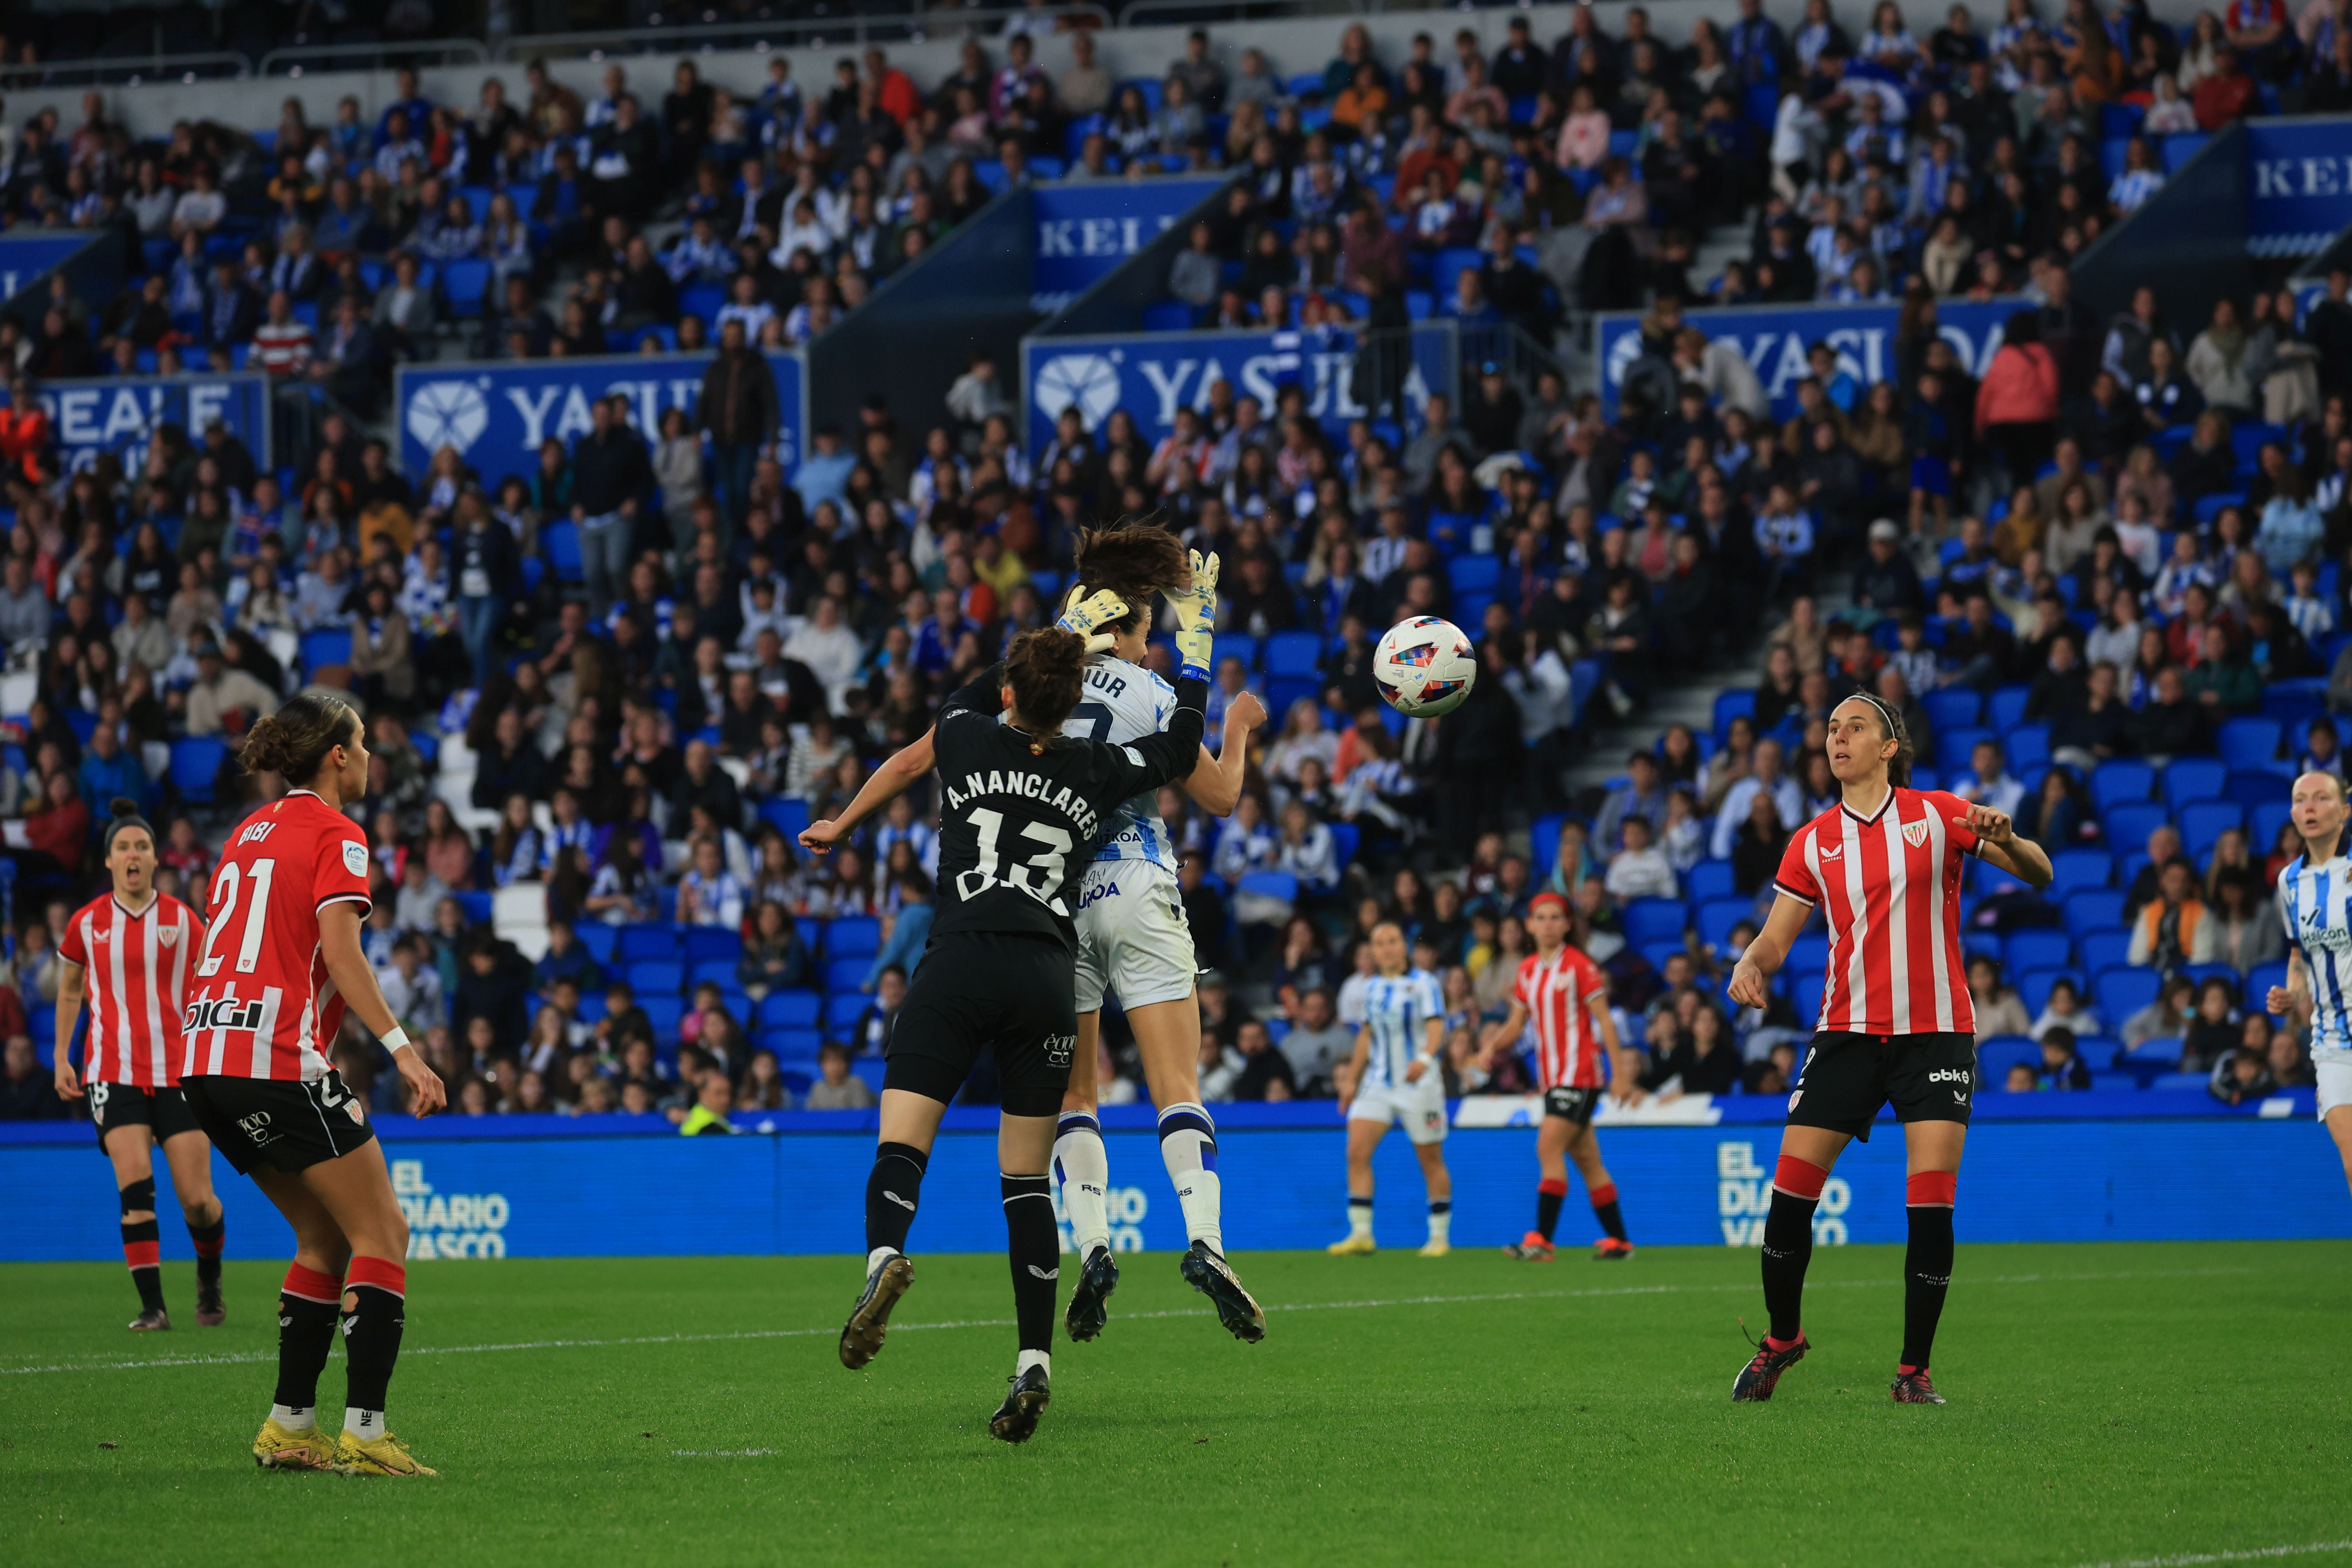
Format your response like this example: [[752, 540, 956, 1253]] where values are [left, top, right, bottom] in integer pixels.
[[1349, 1076, 1450, 1145], [1072, 859, 1198, 1015], [2317, 1060, 2352, 1121]]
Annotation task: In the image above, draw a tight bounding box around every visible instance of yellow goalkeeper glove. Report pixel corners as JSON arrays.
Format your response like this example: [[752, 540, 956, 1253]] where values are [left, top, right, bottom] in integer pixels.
[[1168, 550, 1219, 683], [1055, 585, 1131, 656]]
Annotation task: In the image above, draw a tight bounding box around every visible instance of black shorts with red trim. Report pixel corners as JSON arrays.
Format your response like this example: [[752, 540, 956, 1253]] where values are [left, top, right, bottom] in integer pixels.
[[1786, 1031, 1975, 1142], [87, 1080, 202, 1148], [1542, 1085, 1603, 1127], [183, 1069, 376, 1175]]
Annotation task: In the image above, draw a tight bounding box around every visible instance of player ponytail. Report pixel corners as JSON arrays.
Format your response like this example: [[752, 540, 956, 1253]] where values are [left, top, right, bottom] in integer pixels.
[[1070, 515, 1189, 635], [241, 690, 361, 785], [103, 797, 153, 857], [1005, 627, 1088, 739]]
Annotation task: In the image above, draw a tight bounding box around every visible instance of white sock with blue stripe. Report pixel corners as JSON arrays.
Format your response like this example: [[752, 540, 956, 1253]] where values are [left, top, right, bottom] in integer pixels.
[[1157, 1102, 1223, 1255], [1053, 1112, 1110, 1258]]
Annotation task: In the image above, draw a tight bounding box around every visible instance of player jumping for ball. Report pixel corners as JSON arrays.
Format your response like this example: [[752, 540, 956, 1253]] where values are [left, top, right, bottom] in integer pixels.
[[1478, 891, 1644, 1261], [52, 799, 219, 1330], [1726, 694, 2049, 1405], [2267, 771, 2352, 1209], [1330, 921, 1453, 1256], [808, 524, 1269, 1346]]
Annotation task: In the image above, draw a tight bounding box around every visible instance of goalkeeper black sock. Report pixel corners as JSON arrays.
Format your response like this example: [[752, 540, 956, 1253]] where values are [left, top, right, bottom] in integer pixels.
[[1001, 1173, 1058, 1357], [866, 1142, 928, 1263]]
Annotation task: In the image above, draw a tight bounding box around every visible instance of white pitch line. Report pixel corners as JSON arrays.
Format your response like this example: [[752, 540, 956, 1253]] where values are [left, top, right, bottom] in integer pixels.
[[0, 1265, 2253, 1377], [2050, 1542, 2352, 1568], [671, 1448, 778, 1459]]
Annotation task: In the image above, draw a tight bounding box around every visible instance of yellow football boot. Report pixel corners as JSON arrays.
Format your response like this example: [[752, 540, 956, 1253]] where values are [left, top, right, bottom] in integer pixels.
[[252, 1419, 336, 1471], [331, 1429, 437, 1477]]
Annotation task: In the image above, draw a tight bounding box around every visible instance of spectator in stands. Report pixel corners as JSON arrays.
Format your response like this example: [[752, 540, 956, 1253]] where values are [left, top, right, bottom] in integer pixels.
[[2036, 1027, 2095, 1089], [2129, 858, 2221, 968], [805, 1042, 877, 1111], [1967, 956, 2033, 1041], [2029, 975, 2102, 1041]]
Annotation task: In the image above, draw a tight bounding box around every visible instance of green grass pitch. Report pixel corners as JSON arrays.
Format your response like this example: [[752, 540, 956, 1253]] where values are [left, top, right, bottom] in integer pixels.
[[4, 1241, 2350, 1567]]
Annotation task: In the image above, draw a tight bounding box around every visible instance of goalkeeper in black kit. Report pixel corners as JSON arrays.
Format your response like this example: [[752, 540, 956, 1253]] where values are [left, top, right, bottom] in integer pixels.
[[812, 556, 1222, 1443]]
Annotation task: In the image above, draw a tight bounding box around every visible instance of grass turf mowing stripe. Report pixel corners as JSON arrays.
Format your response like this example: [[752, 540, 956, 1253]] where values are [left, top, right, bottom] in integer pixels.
[[0, 1263, 2252, 1376], [2058, 1544, 2352, 1568]]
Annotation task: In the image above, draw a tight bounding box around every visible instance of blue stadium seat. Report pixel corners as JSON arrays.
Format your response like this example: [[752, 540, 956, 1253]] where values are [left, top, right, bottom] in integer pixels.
[[1977, 1036, 2041, 1081], [2016, 966, 2078, 1016], [2005, 930, 2073, 972], [1924, 688, 1982, 733], [1713, 689, 1755, 740], [1448, 555, 1499, 595], [2004, 725, 2049, 772], [824, 956, 871, 994], [2178, 799, 2244, 860], [828, 991, 871, 1032], [1218, 632, 1260, 671], [2095, 966, 2160, 1024], [2225, 769, 2289, 809], [627, 960, 683, 996], [2163, 757, 2227, 812], [2216, 717, 2283, 770], [759, 797, 810, 842], [758, 991, 822, 1030], [2078, 928, 2132, 974], [618, 924, 679, 962], [542, 519, 583, 583], [2151, 1071, 2210, 1092], [1963, 931, 2004, 965], [1936, 726, 1993, 775], [1697, 898, 1753, 949], [454, 891, 492, 927], [1621, 899, 1686, 946], [1686, 860, 1736, 904], [796, 917, 824, 957], [1327, 821, 1360, 870], [1141, 301, 1193, 332], [2252, 799, 2294, 855], [682, 927, 741, 964], [1264, 631, 1321, 678], [2123, 1036, 2183, 1067], [170, 737, 226, 804], [1266, 676, 1319, 714], [679, 283, 725, 326], [300, 627, 352, 673], [828, 917, 881, 959], [1792, 971, 1825, 1025], [2047, 848, 2113, 899], [2252, 960, 2290, 1013], [442, 258, 490, 316], [575, 924, 619, 964], [2091, 760, 2156, 811], [688, 959, 737, 991], [641, 996, 683, 1039], [1988, 685, 2032, 732], [2103, 802, 2170, 852]]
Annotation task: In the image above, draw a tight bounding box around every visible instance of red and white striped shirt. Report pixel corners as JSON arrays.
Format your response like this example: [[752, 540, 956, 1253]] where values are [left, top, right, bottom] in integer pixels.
[[1773, 788, 1982, 1036], [1512, 942, 1611, 1089], [183, 790, 375, 1083], [58, 892, 200, 1087]]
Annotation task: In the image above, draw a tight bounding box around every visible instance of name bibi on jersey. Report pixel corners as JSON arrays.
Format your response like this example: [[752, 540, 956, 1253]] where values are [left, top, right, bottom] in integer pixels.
[[942, 769, 1106, 844]]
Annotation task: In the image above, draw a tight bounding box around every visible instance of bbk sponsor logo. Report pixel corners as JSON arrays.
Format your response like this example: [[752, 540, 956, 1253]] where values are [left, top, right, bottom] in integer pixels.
[[1055, 1183, 1149, 1255], [1715, 1141, 1849, 1247], [1927, 1068, 1971, 1084], [391, 1158, 512, 1259]]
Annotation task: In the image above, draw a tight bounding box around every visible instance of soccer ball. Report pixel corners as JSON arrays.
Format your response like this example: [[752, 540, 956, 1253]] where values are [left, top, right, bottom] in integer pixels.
[[1374, 617, 1476, 718]]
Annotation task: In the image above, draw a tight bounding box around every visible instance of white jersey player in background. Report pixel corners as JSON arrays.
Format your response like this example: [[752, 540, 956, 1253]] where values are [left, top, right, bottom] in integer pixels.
[[2267, 770, 2352, 1203], [803, 521, 1269, 1342], [1330, 922, 1454, 1257]]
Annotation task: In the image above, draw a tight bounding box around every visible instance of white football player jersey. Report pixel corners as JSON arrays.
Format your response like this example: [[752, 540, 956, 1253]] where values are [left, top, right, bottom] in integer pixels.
[[1059, 655, 1183, 873]]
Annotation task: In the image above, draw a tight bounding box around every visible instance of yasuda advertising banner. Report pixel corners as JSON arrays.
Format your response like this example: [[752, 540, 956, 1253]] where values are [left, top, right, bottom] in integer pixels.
[[1597, 297, 2026, 421], [395, 350, 806, 487], [1029, 178, 1224, 314], [3, 1096, 2343, 1262], [4, 372, 271, 474], [2246, 116, 2352, 257], [1023, 322, 1458, 455]]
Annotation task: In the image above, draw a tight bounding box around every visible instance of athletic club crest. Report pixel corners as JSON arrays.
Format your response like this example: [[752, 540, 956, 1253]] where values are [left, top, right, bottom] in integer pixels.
[[158, 924, 180, 946], [1902, 820, 1930, 849]]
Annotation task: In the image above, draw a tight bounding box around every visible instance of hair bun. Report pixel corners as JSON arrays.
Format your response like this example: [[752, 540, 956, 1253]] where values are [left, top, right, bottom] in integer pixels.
[[109, 797, 140, 819]]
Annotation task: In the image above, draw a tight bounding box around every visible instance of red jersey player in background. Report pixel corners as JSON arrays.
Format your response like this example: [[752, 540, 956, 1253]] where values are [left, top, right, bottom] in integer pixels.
[[1727, 694, 2050, 1406], [52, 798, 217, 1331], [1477, 892, 1644, 1261], [176, 693, 446, 1477]]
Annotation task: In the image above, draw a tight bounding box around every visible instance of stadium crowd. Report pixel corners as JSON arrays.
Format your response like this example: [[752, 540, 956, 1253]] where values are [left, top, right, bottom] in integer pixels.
[[0, 0, 2349, 1125]]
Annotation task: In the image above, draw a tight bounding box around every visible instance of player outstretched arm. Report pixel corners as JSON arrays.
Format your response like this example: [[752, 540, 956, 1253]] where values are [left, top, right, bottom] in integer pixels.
[[51, 958, 84, 1099], [1955, 802, 2053, 887], [1727, 892, 1815, 1010], [1183, 690, 1266, 817], [1477, 998, 1527, 1066], [318, 903, 446, 1116], [802, 726, 935, 856]]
